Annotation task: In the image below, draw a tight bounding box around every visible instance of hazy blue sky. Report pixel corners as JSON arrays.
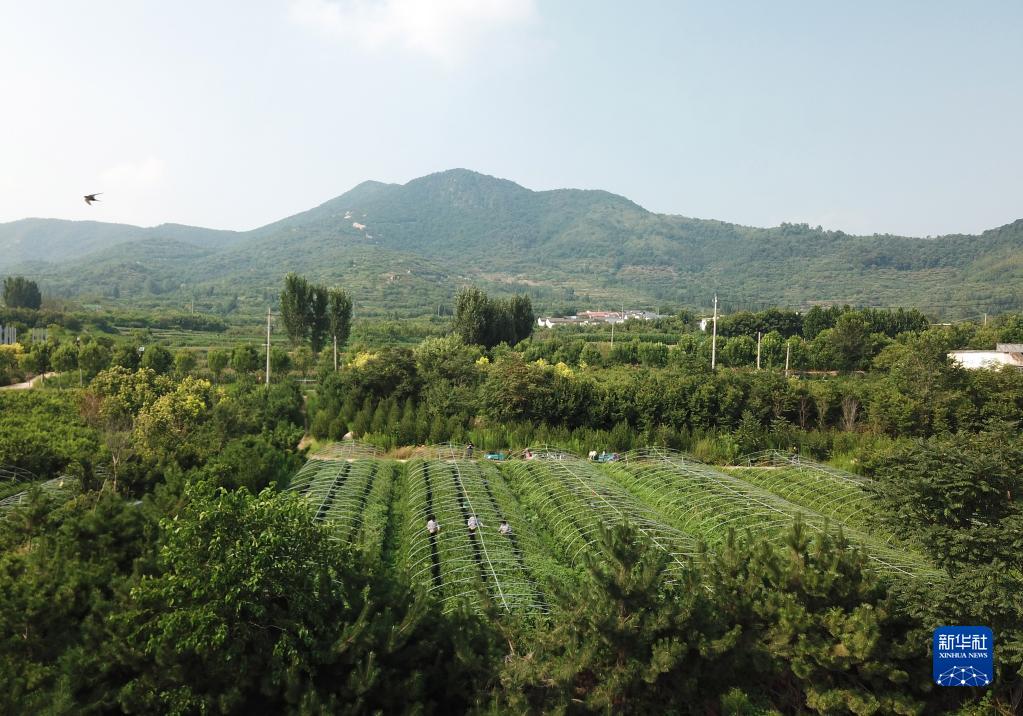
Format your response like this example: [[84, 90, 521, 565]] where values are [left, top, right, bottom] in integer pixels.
[[1, 1, 1020, 236]]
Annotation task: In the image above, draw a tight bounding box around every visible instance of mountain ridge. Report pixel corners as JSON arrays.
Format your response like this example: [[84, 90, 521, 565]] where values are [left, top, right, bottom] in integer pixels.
[[2, 169, 1021, 317]]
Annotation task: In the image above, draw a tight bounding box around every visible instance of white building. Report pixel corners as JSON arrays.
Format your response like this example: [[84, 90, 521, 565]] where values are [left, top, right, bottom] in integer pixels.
[[537, 309, 666, 329], [948, 344, 1023, 370]]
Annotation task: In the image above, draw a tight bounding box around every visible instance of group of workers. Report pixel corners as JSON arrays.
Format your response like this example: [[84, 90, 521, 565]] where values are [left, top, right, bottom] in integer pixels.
[[426, 514, 511, 536], [463, 442, 535, 461]]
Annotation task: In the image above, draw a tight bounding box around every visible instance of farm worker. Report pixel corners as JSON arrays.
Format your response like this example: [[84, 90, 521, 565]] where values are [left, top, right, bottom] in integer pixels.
[[467, 515, 480, 532], [499, 520, 511, 536], [426, 516, 440, 535], [588, 450, 597, 461], [465, 442, 475, 459], [524, 449, 533, 460]]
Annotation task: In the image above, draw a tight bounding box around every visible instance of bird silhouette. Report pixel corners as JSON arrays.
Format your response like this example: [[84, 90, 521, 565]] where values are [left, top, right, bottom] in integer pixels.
[[84, 193, 102, 205]]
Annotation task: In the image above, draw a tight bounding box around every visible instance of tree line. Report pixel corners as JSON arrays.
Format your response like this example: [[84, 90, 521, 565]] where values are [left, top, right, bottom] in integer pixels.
[[279, 272, 353, 367], [2, 276, 41, 310], [453, 286, 535, 348]]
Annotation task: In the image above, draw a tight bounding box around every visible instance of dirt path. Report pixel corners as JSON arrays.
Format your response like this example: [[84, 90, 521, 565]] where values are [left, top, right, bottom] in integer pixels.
[[0, 372, 58, 391]]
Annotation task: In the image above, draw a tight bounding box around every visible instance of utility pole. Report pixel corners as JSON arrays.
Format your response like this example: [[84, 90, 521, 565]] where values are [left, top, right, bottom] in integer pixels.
[[756, 331, 762, 370], [785, 341, 791, 377], [983, 312, 988, 327], [265, 307, 272, 387], [333, 334, 338, 372], [711, 294, 718, 370]]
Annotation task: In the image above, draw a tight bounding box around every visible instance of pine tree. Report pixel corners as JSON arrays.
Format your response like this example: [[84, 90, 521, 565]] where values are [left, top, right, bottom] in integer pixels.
[[500, 522, 733, 714], [704, 522, 931, 715]]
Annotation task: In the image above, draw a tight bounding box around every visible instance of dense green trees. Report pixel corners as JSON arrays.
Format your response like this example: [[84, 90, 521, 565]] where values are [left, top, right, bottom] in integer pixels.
[[118, 484, 497, 714], [498, 520, 940, 714], [78, 341, 112, 379], [0, 482, 496, 714], [0, 391, 99, 475], [453, 286, 534, 348], [501, 523, 735, 713], [4, 298, 1023, 713], [230, 343, 261, 375], [0, 488, 153, 713], [207, 348, 229, 382], [704, 524, 931, 714], [2, 275, 42, 309], [868, 428, 1023, 713], [280, 273, 353, 359], [280, 272, 311, 345], [139, 343, 174, 374], [308, 323, 1023, 456]]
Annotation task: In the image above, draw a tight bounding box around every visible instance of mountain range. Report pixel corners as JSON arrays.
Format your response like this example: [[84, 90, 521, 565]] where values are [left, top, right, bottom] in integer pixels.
[[2, 169, 1021, 319]]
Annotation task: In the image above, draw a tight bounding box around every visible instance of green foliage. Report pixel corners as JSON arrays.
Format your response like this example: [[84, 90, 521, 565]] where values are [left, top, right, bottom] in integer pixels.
[[50, 342, 78, 372], [199, 435, 303, 492], [454, 286, 534, 348], [722, 334, 757, 367], [269, 346, 291, 379], [173, 349, 197, 376], [78, 341, 111, 378], [500, 523, 736, 714], [132, 376, 218, 465], [87, 366, 174, 421], [139, 344, 174, 375], [704, 523, 930, 715], [0, 488, 154, 714], [0, 391, 99, 476], [718, 308, 803, 338], [118, 483, 499, 714], [868, 428, 1023, 712], [206, 348, 229, 382], [281, 273, 352, 355], [328, 286, 353, 358], [7, 311, 1023, 714], [869, 427, 1022, 568], [2, 275, 41, 309], [230, 343, 261, 375], [110, 343, 141, 371], [280, 272, 311, 345], [308, 283, 329, 353]]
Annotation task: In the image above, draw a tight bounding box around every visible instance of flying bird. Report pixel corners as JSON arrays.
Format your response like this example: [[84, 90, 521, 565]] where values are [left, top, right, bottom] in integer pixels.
[[83, 193, 102, 205]]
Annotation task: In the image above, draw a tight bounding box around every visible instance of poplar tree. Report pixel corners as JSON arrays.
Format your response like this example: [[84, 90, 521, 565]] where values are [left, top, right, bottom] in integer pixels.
[[454, 286, 490, 346], [327, 287, 353, 370], [308, 284, 329, 353], [2, 276, 42, 309], [280, 272, 310, 345]]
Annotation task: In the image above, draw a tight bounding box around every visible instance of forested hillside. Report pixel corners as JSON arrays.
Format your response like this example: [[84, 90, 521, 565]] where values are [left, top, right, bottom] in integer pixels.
[[5, 169, 1022, 317]]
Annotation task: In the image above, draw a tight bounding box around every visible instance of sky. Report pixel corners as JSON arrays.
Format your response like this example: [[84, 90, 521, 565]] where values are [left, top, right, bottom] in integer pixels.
[[0, 0, 1020, 237]]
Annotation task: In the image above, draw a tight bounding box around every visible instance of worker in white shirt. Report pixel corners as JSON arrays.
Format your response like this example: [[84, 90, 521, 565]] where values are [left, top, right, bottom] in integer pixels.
[[426, 516, 440, 535], [467, 515, 480, 532], [499, 520, 511, 536]]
